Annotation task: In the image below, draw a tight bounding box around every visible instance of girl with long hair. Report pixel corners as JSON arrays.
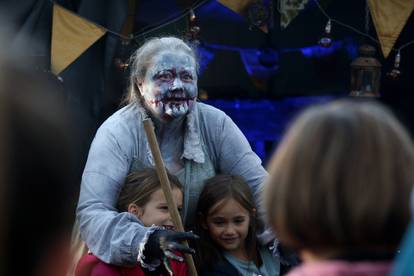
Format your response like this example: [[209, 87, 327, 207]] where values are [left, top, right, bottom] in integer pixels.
[[195, 174, 280, 276]]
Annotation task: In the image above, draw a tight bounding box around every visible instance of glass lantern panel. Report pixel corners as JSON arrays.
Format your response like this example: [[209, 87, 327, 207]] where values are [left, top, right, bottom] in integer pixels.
[[361, 70, 374, 93]]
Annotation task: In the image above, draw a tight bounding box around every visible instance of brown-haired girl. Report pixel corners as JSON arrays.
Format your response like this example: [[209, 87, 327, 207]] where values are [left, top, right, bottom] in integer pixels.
[[195, 174, 280, 275], [265, 99, 414, 276], [76, 168, 188, 276]]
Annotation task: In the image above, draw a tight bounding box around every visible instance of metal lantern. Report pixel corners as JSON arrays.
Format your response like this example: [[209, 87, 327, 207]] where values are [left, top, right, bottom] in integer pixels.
[[349, 45, 382, 97]]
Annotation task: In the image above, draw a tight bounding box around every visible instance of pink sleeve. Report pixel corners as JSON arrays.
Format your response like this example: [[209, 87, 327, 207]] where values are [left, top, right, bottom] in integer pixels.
[[75, 254, 101, 276], [171, 260, 188, 276]]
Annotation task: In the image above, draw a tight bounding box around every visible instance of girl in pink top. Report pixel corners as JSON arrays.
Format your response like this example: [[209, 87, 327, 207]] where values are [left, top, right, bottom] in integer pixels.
[[76, 168, 188, 276]]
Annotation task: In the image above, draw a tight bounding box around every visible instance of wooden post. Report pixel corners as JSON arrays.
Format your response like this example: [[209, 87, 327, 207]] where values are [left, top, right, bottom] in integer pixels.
[[143, 118, 198, 276]]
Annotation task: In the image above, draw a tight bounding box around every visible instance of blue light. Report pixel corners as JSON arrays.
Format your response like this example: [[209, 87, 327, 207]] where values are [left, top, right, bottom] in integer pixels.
[[196, 0, 246, 24], [286, 37, 359, 59], [200, 38, 359, 78], [197, 45, 215, 74], [203, 97, 338, 162], [240, 48, 279, 78], [300, 42, 341, 58]]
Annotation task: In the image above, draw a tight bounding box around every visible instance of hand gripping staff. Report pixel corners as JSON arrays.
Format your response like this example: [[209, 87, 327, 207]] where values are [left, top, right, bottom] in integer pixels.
[[143, 118, 198, 276]]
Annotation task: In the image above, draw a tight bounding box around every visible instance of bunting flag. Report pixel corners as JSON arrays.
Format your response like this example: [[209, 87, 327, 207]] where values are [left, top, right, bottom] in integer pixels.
[[368, 0, 414, 58], [51, 4, 106, 75], [280, 0, 309, 29], [217, 0, 254, 16]]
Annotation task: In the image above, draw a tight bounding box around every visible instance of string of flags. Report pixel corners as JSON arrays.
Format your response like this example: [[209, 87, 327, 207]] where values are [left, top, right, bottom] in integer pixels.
[[314, 0, 414, 56], [50, 1, 206, 75], [51, 0, 414, 76], [51, 4, 106, 75], [312, 0, 414, 80]]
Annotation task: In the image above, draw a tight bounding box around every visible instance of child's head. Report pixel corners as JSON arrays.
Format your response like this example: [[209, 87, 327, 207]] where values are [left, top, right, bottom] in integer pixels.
[[196, 174, 258, 263], [265, 99, 414, 259], [117, 168, 183, 229]]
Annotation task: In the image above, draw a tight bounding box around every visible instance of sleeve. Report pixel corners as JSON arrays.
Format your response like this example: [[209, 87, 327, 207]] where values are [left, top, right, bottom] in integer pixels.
[[215, 115, 268, 208], [76, 125, 153, 265]]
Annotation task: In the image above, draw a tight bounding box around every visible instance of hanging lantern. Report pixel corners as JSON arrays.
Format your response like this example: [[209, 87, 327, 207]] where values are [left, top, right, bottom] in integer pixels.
[[349, 45, 382, 97]]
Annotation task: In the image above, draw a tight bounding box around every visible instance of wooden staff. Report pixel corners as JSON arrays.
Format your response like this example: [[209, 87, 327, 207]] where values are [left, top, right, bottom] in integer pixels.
[[143, 118, 198, 276]]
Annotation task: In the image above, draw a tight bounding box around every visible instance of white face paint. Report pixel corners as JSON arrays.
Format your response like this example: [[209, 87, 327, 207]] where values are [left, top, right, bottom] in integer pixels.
[[138, 50, 198, 121]]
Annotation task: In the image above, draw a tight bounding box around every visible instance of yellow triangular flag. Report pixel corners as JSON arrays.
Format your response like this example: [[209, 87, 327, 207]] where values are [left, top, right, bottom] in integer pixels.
[[368, 0, 414, 58], [51, 4, 106, 75], [218, 0, 253, 16]]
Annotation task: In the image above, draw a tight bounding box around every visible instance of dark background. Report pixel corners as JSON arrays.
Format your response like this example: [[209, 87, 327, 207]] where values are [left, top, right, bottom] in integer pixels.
[[1, 0, 413, 164]]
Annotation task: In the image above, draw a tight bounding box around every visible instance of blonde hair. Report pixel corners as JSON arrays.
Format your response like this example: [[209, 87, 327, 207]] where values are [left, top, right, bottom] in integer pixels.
[[265, 99, 414, 256]]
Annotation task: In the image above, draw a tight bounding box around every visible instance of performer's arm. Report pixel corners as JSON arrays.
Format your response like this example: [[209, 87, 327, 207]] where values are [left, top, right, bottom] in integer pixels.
[[77, 126, 156, 266]]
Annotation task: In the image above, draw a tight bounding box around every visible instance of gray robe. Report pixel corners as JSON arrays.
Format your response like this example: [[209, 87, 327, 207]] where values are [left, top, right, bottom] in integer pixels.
[[76, 101, 268, 265]]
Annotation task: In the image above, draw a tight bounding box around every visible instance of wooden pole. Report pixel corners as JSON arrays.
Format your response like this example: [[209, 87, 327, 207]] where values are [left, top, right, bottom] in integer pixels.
[[143, 118, 198, 276]]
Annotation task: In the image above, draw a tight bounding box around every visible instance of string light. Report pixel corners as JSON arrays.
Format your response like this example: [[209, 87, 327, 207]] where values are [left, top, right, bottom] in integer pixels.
[[189, 9, 196, 22], [51, 0, 209, 43], [313, 0, 414, 81], [313, 0, 379, 45], [54, 0, 414, 55], [387, 41, 414, 79], [313, 0, 414, 54], [186, 8, 201, 45], [318, 19, 332, 47], [387, 51, 401, 79], [54, 0, 414, 79]]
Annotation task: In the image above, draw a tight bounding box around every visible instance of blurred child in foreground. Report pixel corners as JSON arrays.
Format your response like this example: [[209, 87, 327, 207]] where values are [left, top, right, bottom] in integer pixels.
[[265, 100, 414, 276]]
